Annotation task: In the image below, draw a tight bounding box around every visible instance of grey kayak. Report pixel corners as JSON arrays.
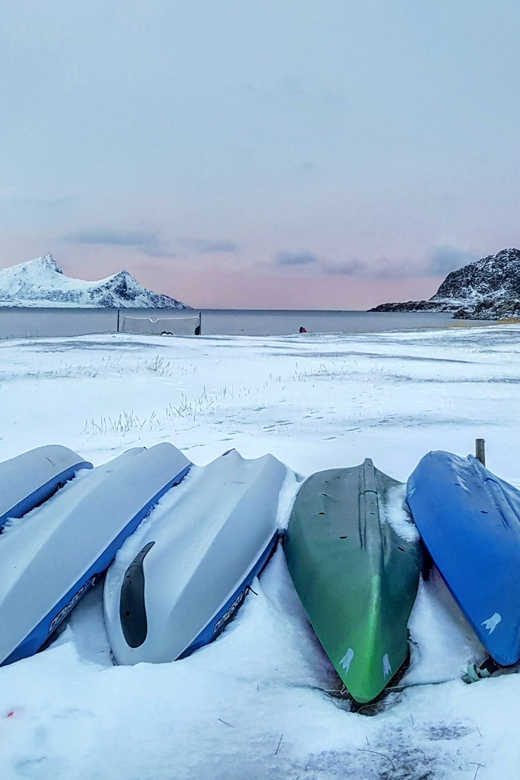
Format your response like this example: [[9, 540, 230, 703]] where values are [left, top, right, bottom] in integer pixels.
[[0, 442, 190, 665], [0, 445, 92, 529], [104, 449, 288, 664]]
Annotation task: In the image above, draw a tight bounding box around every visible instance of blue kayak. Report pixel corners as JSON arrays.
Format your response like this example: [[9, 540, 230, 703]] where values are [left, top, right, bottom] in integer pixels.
[[407, 451, 520, 666]]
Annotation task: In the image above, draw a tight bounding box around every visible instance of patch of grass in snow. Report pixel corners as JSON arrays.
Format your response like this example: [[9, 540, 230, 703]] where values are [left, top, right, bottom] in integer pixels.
[[6, 356, 129, 381], [145, 354, 173, 375], [164, 386, 254, 416], [25, 357, 124, 379], [294, 361, 352, 381], [83, 388, 224, 435], [292, 361, 401, 385], [165, 388, 216, 418], [142, 355, 178, 376], [9, 354, 203, 381], [83, 411, 162, 435], [138, 355, 200, 377]]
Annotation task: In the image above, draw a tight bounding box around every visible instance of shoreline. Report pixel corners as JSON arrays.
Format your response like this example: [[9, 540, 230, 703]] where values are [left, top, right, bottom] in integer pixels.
[[0, 308, 500, 341]]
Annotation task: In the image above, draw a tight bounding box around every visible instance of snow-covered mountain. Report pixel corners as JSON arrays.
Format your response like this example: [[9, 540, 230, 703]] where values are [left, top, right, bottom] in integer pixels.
[[0, 255, 190, 309], [370, 248, 520, 319]]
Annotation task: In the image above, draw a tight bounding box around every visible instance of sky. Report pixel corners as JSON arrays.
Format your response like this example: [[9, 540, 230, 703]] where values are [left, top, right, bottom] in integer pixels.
[[1, 0, 519, 309]]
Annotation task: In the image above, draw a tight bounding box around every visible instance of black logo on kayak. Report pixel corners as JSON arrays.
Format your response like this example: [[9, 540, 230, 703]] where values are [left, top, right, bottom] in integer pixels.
[[120, 541, 156, 648], [213, 590, 246, 637], [49, 577, 96, 633]]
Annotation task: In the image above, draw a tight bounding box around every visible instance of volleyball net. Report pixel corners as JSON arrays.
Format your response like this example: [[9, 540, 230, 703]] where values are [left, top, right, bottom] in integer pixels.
[[119, 311, 202, 336]]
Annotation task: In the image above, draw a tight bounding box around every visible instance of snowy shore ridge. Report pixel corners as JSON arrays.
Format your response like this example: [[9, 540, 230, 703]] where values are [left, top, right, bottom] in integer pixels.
[[0, 254, 190, 308], [370, 247, 520, 319]]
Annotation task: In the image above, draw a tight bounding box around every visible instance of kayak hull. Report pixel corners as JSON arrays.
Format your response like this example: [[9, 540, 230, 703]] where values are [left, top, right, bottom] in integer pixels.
[[0, 443, 191, 665], [104, 449, 287, 664], [407, 451, 520, 666], [0, 445, 92, 529], [284, 459, 421, 704]]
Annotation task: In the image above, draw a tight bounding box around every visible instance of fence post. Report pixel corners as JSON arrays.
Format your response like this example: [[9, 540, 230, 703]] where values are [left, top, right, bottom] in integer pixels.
[[195, 311, 202, 335], [475, 438, 485, 466]]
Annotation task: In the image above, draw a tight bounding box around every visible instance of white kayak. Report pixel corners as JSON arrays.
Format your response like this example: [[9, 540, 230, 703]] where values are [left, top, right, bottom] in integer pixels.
[[0, 442, 191, 666], [104, 449, 288, 665], [0, 445, 92, 529]]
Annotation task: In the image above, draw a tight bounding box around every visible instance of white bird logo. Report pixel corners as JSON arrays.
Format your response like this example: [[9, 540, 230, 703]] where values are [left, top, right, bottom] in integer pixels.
[[339, 648, 354, 673], [382, 653, 392, 678], [481, 613, 502, 633]]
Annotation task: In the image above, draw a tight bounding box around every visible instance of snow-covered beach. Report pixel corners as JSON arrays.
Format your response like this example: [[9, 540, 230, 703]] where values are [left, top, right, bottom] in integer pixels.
[[1, 323, 520, 779]]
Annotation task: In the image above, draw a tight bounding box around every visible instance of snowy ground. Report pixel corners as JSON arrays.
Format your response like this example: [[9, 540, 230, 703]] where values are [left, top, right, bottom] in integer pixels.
[[1, 324, 520, 779]]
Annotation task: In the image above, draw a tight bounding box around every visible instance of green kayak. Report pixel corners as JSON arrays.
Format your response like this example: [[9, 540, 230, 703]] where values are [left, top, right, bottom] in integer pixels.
[[284, 459, 421, 704]]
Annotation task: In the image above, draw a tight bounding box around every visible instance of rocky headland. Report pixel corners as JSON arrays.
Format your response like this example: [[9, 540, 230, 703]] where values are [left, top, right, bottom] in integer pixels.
[[370, 248, 520, 320]]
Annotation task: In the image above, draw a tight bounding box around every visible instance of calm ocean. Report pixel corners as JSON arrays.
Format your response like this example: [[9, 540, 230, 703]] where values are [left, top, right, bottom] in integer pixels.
[[0, 307, 484, 340]]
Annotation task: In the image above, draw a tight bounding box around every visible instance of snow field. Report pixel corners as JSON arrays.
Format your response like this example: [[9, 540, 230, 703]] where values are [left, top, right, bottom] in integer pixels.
[[0, 324, 520, 778]]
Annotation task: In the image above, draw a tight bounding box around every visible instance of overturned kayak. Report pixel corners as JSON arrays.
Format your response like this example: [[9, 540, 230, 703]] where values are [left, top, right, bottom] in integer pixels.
[[0, 443, 190, 665], [284, 459, 422, 704], [104, 449, 288, 665], [0, 445, 92, 529], [407, 451, 520, 667]]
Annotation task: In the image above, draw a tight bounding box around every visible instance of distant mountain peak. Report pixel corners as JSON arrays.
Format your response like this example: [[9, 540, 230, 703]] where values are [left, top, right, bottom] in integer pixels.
[[0, 255, 190, 309], [26, 254, 64, 275], [370, 248, 520, 320]]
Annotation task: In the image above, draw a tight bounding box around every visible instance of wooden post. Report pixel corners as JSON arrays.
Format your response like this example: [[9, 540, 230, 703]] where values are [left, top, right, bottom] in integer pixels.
[[475, 438, 485, 466]]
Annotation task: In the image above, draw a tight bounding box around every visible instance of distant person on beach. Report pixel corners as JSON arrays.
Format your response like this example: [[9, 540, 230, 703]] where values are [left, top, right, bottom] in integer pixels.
[[299, 326, 307, 333]]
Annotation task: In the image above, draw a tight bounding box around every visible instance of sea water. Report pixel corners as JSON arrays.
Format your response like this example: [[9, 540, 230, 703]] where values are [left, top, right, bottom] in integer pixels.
[[199, 309, 478, 336], [0, 307, 486, 340]]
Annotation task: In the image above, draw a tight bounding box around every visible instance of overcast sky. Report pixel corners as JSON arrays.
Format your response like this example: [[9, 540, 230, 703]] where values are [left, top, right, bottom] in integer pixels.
[[1, 0, 519, 308]]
